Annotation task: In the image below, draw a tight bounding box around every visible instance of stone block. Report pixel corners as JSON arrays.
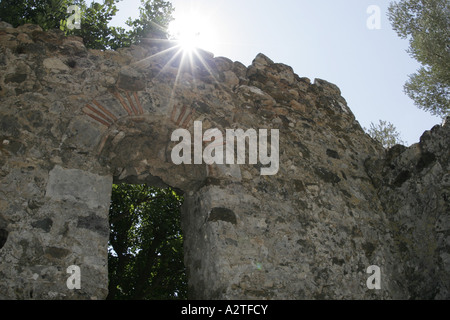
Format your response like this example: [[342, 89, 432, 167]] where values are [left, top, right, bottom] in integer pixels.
[[45, 165, 112, 210]]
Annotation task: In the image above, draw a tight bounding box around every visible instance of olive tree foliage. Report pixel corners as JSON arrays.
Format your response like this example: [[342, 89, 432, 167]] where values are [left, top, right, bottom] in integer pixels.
[[365, 120, 406, 149], [388, 0, 450, 118], [0, 0, 174, 50]]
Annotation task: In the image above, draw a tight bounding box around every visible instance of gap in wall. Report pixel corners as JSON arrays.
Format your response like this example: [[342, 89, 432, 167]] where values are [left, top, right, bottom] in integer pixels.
[[106, 183, 187, 300]]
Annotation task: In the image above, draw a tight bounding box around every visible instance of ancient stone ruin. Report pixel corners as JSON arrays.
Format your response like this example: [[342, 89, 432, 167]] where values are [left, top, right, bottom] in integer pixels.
[[0, 23, 448, 299]]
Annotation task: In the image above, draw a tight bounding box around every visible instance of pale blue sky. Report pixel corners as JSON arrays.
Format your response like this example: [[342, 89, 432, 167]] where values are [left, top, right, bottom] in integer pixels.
[[109, 0, 443, 145]]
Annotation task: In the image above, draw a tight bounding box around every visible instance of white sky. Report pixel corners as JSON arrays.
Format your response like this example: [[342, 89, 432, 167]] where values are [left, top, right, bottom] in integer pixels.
[[109, 0, 443, 145]]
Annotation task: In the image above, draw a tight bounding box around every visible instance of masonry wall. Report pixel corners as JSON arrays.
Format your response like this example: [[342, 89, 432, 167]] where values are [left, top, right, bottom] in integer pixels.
[[0, 23, 448, 299]]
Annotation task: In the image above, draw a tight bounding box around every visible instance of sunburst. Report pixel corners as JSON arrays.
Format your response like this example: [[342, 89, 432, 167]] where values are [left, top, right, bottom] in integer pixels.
[[130, 9, 226, 116], [168, 10, 216, 54]]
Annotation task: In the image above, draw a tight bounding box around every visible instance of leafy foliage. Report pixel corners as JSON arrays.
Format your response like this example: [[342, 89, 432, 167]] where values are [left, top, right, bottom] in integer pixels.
[[388, 0, 450, 118], [117, 0, 174, 49], [365, 120, 406, 148], [66, 0, 121, 50], [107, 184, 187, 300], [0, 0, 75, 30], [0, 0, 174, 50]]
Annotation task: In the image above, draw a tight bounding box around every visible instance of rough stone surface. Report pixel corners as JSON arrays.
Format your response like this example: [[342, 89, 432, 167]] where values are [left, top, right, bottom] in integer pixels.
[[0, 24, 448, 299], [46, 165, 112, 210]]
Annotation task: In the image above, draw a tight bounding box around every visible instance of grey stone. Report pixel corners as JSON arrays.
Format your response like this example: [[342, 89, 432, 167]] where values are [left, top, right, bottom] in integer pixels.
[[77, 213, 109, 237], [208, 207, 237, 225], [116, 67, 146, 91], [31, 218, 53, 232], [5, 73, 27, 83], [0, 21, 13, 29], [0, 24, 448, 300], [45, 165, 112, 210], [45, 246, 71, 259]]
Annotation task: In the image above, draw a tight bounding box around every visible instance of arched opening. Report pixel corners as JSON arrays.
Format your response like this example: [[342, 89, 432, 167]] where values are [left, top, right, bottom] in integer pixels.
[[97, 115, 207, 299]]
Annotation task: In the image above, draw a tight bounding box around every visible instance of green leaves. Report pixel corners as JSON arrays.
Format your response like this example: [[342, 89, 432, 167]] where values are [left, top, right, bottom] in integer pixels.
[[70, 0, 174, 50], [388, 0, 450, 118], [365, 120, 405, 149], [404, 66, 449, 117], [119, 0, 174, 49], [64, 0, 121, 50], [0, 0, 174, 50], [107, 184, 187, 300], [0, 0, 74, 30]]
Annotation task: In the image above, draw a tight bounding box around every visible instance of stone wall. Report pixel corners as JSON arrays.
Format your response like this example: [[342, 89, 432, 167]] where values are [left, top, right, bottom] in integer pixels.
[[366, 120, 450, 299], [0, 23, 448, 299]]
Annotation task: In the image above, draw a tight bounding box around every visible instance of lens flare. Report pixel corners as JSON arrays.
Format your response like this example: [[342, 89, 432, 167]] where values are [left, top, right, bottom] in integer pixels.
[[168, 11, 215, 53]]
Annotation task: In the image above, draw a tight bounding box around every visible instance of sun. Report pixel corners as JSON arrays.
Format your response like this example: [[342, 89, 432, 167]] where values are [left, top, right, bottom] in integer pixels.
[[168, 11, 216, 54]]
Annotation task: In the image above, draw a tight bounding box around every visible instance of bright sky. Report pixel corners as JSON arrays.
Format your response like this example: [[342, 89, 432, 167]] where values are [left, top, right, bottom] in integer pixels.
[[109, 0, 443, 145]]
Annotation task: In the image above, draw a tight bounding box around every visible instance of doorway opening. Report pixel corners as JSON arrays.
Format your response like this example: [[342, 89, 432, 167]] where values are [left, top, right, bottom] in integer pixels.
[[106, 183, 187, 300]]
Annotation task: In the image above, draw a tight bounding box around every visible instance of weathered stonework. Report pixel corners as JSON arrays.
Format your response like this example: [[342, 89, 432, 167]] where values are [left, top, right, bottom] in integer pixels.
[[0, 23, 448, 299]]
